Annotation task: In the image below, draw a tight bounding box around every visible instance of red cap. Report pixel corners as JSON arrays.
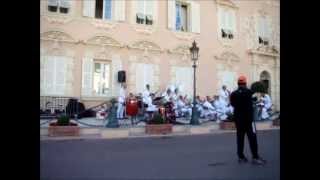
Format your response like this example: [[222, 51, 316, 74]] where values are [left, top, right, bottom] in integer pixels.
[[238, 75, 247, 84]]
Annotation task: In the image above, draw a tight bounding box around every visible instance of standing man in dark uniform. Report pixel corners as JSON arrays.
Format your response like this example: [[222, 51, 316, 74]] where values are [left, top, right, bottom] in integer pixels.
[[230, 75, 267, 165]]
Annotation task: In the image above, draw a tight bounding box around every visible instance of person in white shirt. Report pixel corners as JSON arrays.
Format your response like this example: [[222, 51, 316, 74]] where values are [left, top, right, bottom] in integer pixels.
[[219, 85, 231, 105], [162, 88, 173, 103], [175, 95, 192, 117], [260, 93, 272, 120], [142, 84, 151, 104], [117, 84, 126, 119], [213, 95, 229, 122], [202, 96, 217, 119]]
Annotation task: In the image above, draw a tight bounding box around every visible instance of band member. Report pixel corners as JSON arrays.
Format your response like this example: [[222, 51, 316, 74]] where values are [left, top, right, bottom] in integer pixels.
[[162, 88, 173, 103], [175, 95, 192, 117], [213, 95, 229, 122], [259, 93, 272, 120], [219, 85, 231, 105], [142, 84, 151, 104], [117, 84, 127, 119], [202, 96, 216, 119]]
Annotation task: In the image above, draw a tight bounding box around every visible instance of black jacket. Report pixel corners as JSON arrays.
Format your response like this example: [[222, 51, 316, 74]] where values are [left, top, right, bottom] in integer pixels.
[[230, 86, 256, 126]]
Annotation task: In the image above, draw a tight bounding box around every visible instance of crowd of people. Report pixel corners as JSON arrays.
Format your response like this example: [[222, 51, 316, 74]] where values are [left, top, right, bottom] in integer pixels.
[[112, 83, 273, 122]]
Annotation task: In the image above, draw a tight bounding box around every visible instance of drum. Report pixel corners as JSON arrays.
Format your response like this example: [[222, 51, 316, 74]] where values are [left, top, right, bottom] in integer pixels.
[[126, 98, 138, 116]]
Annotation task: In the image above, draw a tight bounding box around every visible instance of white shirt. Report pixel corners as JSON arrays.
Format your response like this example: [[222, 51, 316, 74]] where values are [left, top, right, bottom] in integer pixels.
[[262, 94, 272, 109], [203, 100, 215, 110], [219, 89, 230, 104], [142, 89, 150, 103], [118, 87, 126, 103]]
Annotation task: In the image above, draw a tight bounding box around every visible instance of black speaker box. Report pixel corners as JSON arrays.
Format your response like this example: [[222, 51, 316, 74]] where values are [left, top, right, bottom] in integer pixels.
[[118, 71, 126, 83]]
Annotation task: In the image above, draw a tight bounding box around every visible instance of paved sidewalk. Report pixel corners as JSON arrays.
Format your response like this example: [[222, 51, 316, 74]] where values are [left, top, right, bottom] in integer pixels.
[[41, 121, 279, 141]]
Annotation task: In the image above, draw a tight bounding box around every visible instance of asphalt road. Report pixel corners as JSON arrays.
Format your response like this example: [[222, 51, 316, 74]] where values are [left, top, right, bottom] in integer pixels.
[[40, 129, 280, 180]]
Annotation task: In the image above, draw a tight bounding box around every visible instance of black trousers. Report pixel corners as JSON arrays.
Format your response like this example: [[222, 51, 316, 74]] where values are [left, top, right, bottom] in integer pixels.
[[235, 121, 259, 159]]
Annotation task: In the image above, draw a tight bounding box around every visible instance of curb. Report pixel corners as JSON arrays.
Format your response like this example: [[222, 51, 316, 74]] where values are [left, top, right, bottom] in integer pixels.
[[41, 121, 279, 141]]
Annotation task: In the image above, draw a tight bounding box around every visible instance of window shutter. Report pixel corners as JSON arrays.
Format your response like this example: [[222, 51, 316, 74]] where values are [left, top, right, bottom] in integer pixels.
[[191, 1, 200, 33], [48, 0, 58, 6], [145, 64, 154, 91], [137, 0, 145, 14], [83, 0, 95, 17], [135, 63, 145, 94], [175, 3, 181, 30], [111, 55, 122, 96], [258, 17, 264, 38], [45, 56, 56, 95], [114, 0, 126, 21], [60, 0, 70, 8], [65, 57, 74, 96], [55, 57, 66, 95], [266, 18, 271, 39], [226, 10, 232, 31], [82, 58, 93, 96], [168, 0, 176, 30], [40, 56, 47, 95], [146, 0, 154, 16], [231, 10, 236, 33]]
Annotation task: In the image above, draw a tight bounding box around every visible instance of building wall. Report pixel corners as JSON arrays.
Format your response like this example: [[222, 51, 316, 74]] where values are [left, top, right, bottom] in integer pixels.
[[40, 0, 280, 110]]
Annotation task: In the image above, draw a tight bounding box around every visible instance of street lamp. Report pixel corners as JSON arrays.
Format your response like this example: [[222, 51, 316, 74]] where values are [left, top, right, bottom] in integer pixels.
[[189, 41, 200, 125]]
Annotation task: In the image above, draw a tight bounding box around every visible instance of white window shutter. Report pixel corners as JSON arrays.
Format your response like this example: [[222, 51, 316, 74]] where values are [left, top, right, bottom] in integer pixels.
[[266, 18, 271, 39], [135, 63, 144, 94], [168, 0, 176, 30], [226, 10, 232, 31], [65, 57, 74, 96], [258, 17, 264, 38], [146, 0, 154, 16], [137, 0, 145, 14], [40, 56, 47, 95], [55, 57, 66, 95], [60, 0, 71, 8], [45, 56, 56, 95], [191, 1, 200, 33], [112, 55, 122, 97], [82, 58, 93, 96], [83, 0, 95, 17], [48, 0, 58, 6], [231, 10, 236, 33], [114, 0, 126, 21]]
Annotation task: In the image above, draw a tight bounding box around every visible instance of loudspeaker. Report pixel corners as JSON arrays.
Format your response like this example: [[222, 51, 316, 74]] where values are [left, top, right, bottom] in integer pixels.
[[118, 71, 126, 83]]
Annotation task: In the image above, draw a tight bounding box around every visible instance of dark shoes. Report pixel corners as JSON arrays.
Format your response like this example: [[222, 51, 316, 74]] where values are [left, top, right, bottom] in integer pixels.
[[238, 157, 249, 163], [252, 157, 267, 165], [238, 156, 267, 165]]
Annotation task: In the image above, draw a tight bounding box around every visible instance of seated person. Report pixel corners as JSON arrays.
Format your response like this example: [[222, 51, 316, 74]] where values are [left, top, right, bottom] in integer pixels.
[[213, 95, 229, 122], [201, 96, 217, 119], [175, 95, 192, 117], [259, 93, 272, 120], [145, 93, 158, 112]]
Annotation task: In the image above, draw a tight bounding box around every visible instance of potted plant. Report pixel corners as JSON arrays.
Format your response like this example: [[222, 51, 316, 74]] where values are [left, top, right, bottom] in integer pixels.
[[48, 115, 80, 136], [145, 112, 173, 135]]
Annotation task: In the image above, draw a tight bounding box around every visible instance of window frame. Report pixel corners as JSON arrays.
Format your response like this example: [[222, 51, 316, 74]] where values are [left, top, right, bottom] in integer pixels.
[[47, 0, 70, 14], [136, 0, 154, 26], [219, 6, 236, 40], [175, 1, 191, 32], [92, 60, 112, 97]]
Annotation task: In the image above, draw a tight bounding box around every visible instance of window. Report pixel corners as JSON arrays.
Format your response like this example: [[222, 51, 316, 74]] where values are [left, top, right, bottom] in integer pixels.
[[168, 0, 200, 33], [135, 63, 155, 93], [82, 58, 112, 97], [176, 2, 189, 32], [136, 0, 154, 25], [93, 61, 111, 96], [41, 56, 73, 96], [258, 17, 270, 45], [172, 66, 193, 97], [219, 7, 236, 39], [83, 0, 125, 21], [48, 0, 70, 14]]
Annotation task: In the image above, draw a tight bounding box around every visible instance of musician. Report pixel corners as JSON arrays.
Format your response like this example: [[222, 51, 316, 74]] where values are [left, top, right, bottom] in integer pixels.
[[142, 84, 151, 104], [175, 95, 192, 117], [201, 96, 216, 119], [213, 95, 231, 122], [172, 87, 180, 102], [219, 85, 231, 105], [162, 88, 173, 103], [117, 84, 127, 119], [259, 93, 272, 120]]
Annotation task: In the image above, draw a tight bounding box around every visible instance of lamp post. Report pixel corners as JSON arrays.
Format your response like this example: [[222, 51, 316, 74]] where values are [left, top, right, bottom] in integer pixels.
[[189, 41, 200, 125]]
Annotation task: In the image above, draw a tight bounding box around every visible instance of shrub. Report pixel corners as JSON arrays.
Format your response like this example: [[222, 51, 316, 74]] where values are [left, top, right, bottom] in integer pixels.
[[57, 115, 70, 126], [149, 113, 165, 124]]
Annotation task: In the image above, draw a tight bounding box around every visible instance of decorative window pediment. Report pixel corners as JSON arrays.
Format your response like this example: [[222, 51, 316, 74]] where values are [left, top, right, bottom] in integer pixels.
[[128, 40, 162, 52], [214, 51, 240, 63], [216, 0, 238, 9], [168, 45, 190, 55], [85, 35, 123, 47], [40, 30, 75, 43]]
